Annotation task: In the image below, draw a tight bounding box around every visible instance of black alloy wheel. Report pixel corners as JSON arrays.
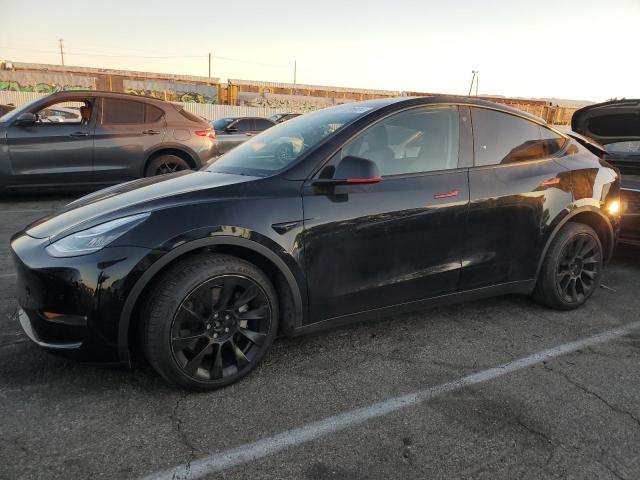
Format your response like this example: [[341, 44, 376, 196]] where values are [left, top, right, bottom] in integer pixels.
[[555, 234, 600, 304], [142, 254, 278, 390], [534, 222, 603, 310], [171, 275, 271, 381]]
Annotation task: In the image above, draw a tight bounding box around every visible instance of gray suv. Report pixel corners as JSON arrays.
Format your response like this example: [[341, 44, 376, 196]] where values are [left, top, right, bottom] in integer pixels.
[[0, 91, 216, 192]]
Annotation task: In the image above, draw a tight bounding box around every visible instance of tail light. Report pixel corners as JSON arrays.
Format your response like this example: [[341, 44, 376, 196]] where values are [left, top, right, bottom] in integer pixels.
[[195, 129, 216, 140]]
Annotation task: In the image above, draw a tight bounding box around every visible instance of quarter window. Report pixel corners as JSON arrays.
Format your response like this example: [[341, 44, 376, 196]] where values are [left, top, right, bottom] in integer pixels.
[[146, 105, 164, 123], [342, 106, 460, 176], [471, 108, 564, 166]]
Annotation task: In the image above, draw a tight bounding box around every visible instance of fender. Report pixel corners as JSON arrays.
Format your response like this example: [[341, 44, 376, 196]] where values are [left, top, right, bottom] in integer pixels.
[[143, 142, 202, 173], [535, 205, 615, 280], [117, 235, 305, 365]]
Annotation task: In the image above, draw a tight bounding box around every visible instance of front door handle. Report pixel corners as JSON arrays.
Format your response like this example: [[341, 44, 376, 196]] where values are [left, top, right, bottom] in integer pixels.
[[142, 129, 161, 135], [69, 132, 89, 138], [433, 189, 459, 199]]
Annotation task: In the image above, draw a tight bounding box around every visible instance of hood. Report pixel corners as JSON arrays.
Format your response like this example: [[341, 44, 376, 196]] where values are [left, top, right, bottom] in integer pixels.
[[26, 170, 257, 240], [572, 99, 640, 145]]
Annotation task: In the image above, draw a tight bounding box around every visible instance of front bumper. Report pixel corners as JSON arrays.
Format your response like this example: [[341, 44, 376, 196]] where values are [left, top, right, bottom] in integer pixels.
[[11, 232, 153, 362]]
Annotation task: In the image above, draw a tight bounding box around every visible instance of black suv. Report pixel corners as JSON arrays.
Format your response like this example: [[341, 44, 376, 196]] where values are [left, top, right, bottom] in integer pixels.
[[11, 97, 620, 390], [0, 91, 216, 191], [572, 99, 640, 245]]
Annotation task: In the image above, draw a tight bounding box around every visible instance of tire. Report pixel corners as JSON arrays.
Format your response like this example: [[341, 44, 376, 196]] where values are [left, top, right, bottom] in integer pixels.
[[145, 154, 191, 177], [533, 222, 603, 310], [142, 253, 279, 390]]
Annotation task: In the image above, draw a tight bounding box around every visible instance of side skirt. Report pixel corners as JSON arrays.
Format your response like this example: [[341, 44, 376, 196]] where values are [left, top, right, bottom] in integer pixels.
[[291, 279, 536, 337]]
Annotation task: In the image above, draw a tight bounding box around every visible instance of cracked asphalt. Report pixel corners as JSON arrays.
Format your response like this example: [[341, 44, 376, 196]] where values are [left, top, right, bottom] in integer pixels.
[[1, 194, 639, 480]]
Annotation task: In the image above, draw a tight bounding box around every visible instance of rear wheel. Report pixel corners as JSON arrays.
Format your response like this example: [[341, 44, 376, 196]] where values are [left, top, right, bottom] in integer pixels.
[[142, 254, 278, 390], [145, 154, 191, 177], [534, 222, 603, 310]]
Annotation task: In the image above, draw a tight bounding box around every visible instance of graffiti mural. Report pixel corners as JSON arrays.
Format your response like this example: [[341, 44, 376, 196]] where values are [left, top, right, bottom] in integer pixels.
[[239, 92, 353, 111], [123, 79, 217, 104], [0, 71, 95, 93], [0, 80, 92, 93]]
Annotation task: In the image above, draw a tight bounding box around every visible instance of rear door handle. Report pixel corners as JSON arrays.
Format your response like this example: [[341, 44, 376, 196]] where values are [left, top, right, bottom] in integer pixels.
[[142, 129, 161, 135], [433, 189, 459, 199], [69, 132, 89, 138]]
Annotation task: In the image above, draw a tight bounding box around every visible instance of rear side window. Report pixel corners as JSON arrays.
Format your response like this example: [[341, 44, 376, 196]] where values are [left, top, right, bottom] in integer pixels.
[[472, 108, 563, 166], [254, 119, 274, 131], [101, 98, 145, 124], [539, 126, 567, 157]]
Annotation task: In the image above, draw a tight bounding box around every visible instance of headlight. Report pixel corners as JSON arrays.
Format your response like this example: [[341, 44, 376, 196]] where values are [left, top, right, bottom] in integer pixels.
[[45, 213, 150, 257]]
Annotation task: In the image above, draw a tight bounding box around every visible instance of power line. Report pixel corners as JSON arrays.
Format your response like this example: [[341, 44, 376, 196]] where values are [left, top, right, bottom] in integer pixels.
[[0, 43, 290, 69]]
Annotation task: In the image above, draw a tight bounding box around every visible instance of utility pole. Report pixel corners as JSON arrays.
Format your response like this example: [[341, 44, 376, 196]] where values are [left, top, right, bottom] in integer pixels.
[[293, 60, 297, 85], [58, 38, 65, 66], [208, 52, 211, 80], [468, 70, 478, 96]]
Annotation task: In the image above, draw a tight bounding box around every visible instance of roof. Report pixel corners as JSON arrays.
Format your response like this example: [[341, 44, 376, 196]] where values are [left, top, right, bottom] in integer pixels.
[[44, 90, 170, 104], [358, 95, 548, 124]]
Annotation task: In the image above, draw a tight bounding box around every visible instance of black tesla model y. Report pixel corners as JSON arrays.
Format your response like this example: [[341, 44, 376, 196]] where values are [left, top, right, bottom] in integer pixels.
[[11, 97, 621, 390]]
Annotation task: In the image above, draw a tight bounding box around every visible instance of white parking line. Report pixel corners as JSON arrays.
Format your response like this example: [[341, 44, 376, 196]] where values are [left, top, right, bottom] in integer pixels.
[[142, 320, 640, 480]]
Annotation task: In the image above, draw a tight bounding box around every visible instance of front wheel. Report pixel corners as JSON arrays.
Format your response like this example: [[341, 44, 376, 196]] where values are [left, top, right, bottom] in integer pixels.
[[533, 222, 603, 310], [142, 254, 279, 390]]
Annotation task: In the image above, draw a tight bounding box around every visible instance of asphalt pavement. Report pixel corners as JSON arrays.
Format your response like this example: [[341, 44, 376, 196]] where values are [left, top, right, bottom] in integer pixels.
[[1, 194, 639, 480]]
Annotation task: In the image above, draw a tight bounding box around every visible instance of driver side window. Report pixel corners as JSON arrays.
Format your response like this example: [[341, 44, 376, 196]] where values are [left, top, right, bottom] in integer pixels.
[[35, 100, 89, 125], [342, 106, 460, 176]]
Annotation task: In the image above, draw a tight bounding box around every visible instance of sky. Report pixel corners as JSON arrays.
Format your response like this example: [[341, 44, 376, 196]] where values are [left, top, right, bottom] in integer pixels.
[[0, 0, 638, 102]]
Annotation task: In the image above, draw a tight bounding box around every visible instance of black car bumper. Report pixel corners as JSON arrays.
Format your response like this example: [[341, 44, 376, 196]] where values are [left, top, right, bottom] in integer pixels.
[[11, 232, 153, 363]]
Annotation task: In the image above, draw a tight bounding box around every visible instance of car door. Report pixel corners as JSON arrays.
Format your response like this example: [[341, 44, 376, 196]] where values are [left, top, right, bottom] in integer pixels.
[[302, 105, 470, 323], [459, 107, 573, 291], [5, 98, 96, 187], [92, 97, 166, 182]]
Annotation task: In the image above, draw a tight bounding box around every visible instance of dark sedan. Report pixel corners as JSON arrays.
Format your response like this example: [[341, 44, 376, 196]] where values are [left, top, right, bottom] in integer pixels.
[[212, 116, 275, 154], [0, 91, 216, 192], [572, 99, 640, 245], [11, 97, 620, 390]]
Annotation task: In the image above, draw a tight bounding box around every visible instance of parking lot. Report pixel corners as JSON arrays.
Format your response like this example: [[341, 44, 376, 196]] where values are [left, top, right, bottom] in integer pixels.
[[0, 193, 639, 480]]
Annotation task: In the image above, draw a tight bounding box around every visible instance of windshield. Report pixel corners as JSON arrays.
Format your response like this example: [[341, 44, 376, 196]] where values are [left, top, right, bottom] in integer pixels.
[[206, 104, 373, 177], [212, 118, 236, 130]]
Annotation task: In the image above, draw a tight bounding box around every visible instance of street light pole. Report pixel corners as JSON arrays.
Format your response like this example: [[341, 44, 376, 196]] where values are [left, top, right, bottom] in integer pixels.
[[58, 39, 65, 66], [468, 70, 478, 96]]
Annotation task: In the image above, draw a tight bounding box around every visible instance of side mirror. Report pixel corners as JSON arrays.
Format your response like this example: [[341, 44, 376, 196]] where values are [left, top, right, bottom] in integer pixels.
[[15, 112, 37, 127], [313, 156, 381, 186]]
